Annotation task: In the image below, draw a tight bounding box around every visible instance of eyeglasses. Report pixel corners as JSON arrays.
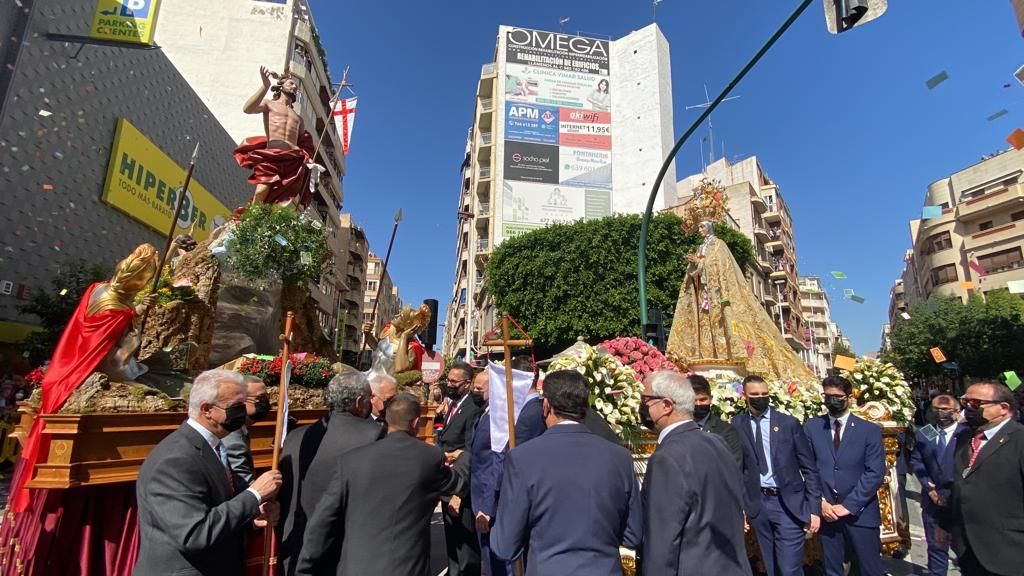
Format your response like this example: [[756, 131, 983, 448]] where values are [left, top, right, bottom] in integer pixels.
[[640, 394, 666, 404], [959, 397, 1001, 410], [213, 402, 245, 412], [822, 394, 848, 401]]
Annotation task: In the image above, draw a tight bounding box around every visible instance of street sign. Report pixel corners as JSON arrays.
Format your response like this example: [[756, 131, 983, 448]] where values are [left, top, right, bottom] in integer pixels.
[[823, 0, 887, 34]]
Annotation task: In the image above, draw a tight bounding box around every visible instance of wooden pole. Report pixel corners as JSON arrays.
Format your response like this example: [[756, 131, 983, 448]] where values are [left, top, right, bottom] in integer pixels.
[[262, 311, 295, 576], [358, 208, 402, 368]]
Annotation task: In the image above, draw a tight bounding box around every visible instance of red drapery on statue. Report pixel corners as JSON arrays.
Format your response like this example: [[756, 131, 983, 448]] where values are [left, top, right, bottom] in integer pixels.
[[10, 283, 135, 513], [234, 132, 316, 208]]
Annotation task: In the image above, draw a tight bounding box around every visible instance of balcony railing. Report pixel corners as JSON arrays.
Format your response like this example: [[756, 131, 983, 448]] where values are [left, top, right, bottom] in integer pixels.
[[479, 98, 494, 113], [478, 202, 490, 213], [481, 63, 496, 77], [480, 132, 493, 146], [478, 239, 490, 252], [479, 165, 492, 179]]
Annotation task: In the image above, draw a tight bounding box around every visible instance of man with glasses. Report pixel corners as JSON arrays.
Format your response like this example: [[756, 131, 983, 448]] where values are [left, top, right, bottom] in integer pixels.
[[910, 394, 963, 576], [942, 381, 1024, 576], [638, 371, 746, 575], [804, 376, 885, 576], [368, 373, 398, 424]]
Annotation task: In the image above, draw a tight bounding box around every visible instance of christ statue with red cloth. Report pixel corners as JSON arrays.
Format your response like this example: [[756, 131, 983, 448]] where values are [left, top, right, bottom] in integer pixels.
[[234, 67, 318, 209]]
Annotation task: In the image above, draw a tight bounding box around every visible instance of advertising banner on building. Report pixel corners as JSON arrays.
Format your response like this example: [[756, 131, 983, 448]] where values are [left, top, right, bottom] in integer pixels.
[[100, 118, 231, 241], [499, 27, 612, 243], [90, 0, 162, 45]]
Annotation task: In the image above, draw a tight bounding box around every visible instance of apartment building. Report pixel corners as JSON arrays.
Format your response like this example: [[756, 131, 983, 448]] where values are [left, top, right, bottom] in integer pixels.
[[798, 276, 840, 377], [363, 252, 402, 338]]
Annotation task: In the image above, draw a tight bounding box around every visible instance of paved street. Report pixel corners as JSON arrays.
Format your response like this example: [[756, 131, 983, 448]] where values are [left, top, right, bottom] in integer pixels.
[[882, 475, 959, 576]]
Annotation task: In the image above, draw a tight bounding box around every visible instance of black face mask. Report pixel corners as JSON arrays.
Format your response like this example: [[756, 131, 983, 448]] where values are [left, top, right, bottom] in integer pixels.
[[446, 387, 462, 400], [639, 403, 656, 431], [221, 403, 248, 432], [470, 391, 486, 407], [693, 405, 711, 421], [250, 395, 271, 422], [931, 409, 956, 428], [748, 396, 770, 415], [824, 396, 848, 417], [963, 406, 988, 428]]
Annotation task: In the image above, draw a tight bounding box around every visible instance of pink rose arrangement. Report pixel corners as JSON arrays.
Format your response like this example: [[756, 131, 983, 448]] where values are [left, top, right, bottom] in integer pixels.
[[597, 337, 678, 382]]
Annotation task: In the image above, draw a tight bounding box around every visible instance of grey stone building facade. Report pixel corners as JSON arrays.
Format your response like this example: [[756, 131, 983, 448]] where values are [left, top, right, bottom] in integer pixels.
[[0, 0, 250, 339]]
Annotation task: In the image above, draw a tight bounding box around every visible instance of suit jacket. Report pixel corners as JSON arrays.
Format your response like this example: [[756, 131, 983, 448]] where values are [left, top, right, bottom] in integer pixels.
[[804, 414, 885, 528], [300, 412, 385, 515], [276, 416, 330, 576], [513, 395, 545, 446], [133, 423, 260, 576], [437, 394, 483, 453], [701, 413, 743, 468], [947, 420, 1024, 575], [295, 432, 461, 576], [733, 410, 821, 523], [640, 421, 747, 576], [492, 423, 642, 576], [910, 423, 964, 512], [584, 407, 622, 444], [222, 424, 255, 486], [469, 407, 503, 519]]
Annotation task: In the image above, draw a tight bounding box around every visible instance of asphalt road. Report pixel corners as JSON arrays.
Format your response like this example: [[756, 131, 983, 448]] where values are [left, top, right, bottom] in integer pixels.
[[882, 475, 960, 576]]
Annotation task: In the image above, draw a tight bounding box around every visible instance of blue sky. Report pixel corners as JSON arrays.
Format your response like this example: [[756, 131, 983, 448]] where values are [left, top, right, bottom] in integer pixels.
[[312, 0, 1023, 354]]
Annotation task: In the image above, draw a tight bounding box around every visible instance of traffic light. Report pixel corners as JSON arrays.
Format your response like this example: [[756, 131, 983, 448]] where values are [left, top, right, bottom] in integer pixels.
[[823, 0, 887, 34], [644, 309, 667, 352]]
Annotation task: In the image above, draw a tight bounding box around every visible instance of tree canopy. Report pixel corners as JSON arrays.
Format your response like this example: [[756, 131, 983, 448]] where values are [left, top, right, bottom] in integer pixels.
[[883, 290, 1024, 380], [486, 212, 756, 356]]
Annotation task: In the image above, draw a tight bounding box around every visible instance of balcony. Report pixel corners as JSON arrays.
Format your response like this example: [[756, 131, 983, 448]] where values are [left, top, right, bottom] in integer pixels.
[[751, 194, 767, 213], [754, 226, 770, 242], [762, 292, 777, 305], [962, 221, 1021, 251], [765, 238, 784, 253], [479, 165, 492, 180], [757, 255, 773, 274], [477, 238, 490, 253], [479, 98, 494, 113], [764, 204, 781, 224], [957, 184, 1024, 221], [481, 63, 496, 78], [479, 132, 493, 146], [770, 268, 788, 281]]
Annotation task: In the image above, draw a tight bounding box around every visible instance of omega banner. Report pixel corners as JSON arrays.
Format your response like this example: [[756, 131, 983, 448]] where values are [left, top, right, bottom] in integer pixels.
[[100, 118, 231, 241], [500, 27, 612, 242]]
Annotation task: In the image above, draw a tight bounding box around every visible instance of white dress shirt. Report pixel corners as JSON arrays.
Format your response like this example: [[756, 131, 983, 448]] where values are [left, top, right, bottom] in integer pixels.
[[978, 417, 1011, 452], [657, 419, 691, 444], [828, 411, 852, 442]]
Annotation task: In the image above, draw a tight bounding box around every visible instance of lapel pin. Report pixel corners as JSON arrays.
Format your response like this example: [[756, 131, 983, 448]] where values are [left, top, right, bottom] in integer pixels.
[[773, 426, 779, 432]]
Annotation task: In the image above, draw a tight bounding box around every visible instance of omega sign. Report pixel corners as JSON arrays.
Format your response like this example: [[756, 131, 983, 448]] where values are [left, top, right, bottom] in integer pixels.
[[506, 27, 609, 75]]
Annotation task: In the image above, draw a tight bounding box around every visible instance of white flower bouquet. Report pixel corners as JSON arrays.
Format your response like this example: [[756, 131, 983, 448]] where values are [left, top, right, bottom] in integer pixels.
[[708, 376, 823, 423], [543, 342, 644, 437], [840, 357, 915, 424]]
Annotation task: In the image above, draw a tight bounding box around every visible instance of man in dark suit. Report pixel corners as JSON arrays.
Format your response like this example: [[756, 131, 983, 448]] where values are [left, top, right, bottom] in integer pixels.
[[910, 393, 962, 576], [639, 371, 747, 576], [295, 393, 461, 576], [733, 375, 821, 576], [804, 376, 885, 576], [276, 413, 328, 576], [437, 361, 483, 576], [943, 381, 1024, 576], [463, 369, 510, 576], [222, 375, 270, 485], [492, 370, 641, 575], [367, 373, 398, 424], [279, 371, 384, 573], [134, 370, 283, 576], [513, 361, 545, 446], [690, 373, 743, 467]]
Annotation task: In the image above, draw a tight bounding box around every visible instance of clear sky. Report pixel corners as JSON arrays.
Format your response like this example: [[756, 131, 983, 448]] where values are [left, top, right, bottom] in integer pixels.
[[312, 0, 1023, 354]]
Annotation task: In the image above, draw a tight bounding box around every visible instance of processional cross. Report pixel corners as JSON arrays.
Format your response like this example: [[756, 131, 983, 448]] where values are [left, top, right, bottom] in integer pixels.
[[481, 313, 531, 450]]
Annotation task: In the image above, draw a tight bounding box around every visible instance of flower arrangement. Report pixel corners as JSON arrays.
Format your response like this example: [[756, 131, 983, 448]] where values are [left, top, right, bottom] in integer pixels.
[[597, 337, 678, 382], [238, 353, 334, 389], [134, 266, 196, 307], [543, 342, 643, 437], [708, 376, 823, 423], [25, 366, 46, 386], [840, 357, 915, 424]]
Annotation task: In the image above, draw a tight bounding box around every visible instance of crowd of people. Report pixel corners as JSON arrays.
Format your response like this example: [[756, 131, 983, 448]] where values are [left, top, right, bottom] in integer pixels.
[[131, 364, 1024, 576]]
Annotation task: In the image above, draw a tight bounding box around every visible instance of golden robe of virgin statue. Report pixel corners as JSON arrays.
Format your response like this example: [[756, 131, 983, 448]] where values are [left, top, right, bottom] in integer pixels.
[[667, 221, 815, 382]]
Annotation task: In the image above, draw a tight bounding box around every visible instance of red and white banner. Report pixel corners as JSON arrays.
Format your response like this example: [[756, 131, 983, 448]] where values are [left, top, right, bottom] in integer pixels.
[[331, 96, 358, 155]]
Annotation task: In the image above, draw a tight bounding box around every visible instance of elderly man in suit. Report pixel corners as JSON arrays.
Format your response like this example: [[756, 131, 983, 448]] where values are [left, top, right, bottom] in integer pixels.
[[438, 361, 483, 576], [910, 393, 963, 576], [639, 371, 747, 576], [134, 370, 283, 576], [492, 370, 641, 575], [276, 371, 383, 574], [368, 373, 398, 424], [733, 375, 821, 576], [942, 381, 1024, 576], [805, 376, 885, 576], [296, 393, 461, 575]]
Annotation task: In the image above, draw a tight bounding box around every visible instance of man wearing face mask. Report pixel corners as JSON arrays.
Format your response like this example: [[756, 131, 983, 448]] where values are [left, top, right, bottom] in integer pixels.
[[804, 376, 884, 576], [732, 376, 821, 576], [368, 373, 398, 424], [222, 375, 270, 486], [134, 370, 283, 576], [638, 371, 747, 575], [909, 394, 963, 576], [437, 361, 483, 576], [941, 381, 1024, 576], [690, 374, 744, 468]]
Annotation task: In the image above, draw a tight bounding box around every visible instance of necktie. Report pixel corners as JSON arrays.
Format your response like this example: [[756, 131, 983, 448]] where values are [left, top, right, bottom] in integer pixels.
[[755, 416, 768, 475], [445, 398, 461, 428], [938, 429, 948, 452], [216, 443, 235, 493], [833, 419, 842, 452], [967, 430, 986, 469]]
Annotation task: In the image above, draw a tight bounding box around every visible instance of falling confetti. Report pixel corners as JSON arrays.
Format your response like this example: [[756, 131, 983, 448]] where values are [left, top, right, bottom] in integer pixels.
[[37, 109, 51, 117], [1005, 371, 1022, 390], [986, 109, 1008, 122], [273, 234, 288, 246], [850, 295, 865, 304], [300, 252, 312, 266], [52, 151, 64, 160], [901, 312, 911, 320], [930, 347, 947, 363], [830, 271, 847, 279], [925, 71, 949, 89], [1008, 128, 1024, 151], [41, 183, 53, 191], [922, 205, 943, 219], [59, 288, 67, 296]]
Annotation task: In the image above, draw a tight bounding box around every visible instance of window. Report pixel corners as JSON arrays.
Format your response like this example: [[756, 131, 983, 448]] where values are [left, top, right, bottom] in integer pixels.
[[979, 221, 994, 231], [366, 280, 379, 292], [925, 231, 952, 254], [1012, 210, 1024, 222], [930, 264, 958, 286], [977, 247, 1023, 274]]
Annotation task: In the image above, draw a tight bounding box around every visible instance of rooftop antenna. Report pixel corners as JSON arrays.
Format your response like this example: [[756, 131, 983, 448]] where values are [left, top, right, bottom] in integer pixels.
[[559, 17, 571, 32], [685, 83, 740, 165]]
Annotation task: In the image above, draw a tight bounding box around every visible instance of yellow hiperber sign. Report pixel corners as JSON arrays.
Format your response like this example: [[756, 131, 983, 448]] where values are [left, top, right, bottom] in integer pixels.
[[90, 0, 161, 45], [100, 118, 231, 242]]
